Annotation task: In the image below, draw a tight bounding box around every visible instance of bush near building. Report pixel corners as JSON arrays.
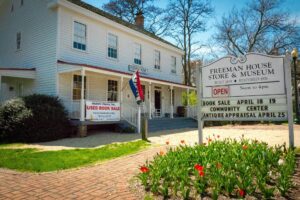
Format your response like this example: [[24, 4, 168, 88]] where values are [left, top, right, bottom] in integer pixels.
[[0, 94, 72, 143]]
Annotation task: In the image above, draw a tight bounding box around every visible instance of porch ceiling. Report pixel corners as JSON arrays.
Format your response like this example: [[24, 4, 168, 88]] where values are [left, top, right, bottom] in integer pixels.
[[0, 68, 36, 79], [57, 60, 196, 89]]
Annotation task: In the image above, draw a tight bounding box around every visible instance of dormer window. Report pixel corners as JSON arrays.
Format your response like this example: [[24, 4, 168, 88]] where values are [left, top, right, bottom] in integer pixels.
[[73, 21, 87, 51]]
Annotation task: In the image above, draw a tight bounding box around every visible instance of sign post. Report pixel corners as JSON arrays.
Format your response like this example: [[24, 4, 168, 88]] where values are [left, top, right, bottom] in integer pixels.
[[196, 62, 203, 144], [197, 53, 294, 147]]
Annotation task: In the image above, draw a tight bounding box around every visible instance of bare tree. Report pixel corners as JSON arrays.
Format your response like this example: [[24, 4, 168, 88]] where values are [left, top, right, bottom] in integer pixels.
[[102, 0, 171, 36], [214, 0, 300, 56], [166, 0, 213, 86]]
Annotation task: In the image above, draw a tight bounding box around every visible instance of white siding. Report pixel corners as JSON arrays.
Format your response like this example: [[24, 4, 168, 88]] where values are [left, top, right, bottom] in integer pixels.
[[57, 6, 183, 84], [0, 0, 58, 95]]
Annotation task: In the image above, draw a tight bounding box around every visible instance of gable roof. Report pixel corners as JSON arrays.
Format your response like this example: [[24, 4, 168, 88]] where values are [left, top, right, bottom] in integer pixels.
[[66, 0, 181, 51]]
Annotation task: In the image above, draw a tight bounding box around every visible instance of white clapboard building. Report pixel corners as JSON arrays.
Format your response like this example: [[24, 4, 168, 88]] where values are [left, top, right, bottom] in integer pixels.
[[0, 0, 196, 129]]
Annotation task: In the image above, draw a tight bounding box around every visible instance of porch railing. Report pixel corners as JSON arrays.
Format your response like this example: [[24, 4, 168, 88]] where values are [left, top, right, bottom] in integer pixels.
[[187, 105, 197, 119], [121, 102, 138, 128]]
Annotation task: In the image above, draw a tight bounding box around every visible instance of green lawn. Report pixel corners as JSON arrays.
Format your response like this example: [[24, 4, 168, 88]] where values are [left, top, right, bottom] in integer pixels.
[[0, 140, 149, 172]]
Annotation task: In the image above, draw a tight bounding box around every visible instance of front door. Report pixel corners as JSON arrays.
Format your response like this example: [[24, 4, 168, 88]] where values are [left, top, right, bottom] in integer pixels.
[[154, 90, 161, 117]]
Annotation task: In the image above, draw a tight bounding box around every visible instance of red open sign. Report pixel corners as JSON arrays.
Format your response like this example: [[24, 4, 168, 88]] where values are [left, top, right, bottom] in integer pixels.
[[212, 86, 230, 97]]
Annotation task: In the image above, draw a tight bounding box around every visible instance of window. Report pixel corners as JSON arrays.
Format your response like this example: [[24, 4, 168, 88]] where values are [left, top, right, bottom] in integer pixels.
[[20, 0, 24, 6], [107, 33, 118, 59], [107, 80, 118, 101], [73, 75, 86, 100], [73, 21, 87, 51], [141, 85, 146, 100], [170, 89, 175, 105], [134, 43, 142, 65], [11, 3, 14, 12], [16, 32, 21, 50], [171, 56, 176, 74], [154, 50, 160, 70]]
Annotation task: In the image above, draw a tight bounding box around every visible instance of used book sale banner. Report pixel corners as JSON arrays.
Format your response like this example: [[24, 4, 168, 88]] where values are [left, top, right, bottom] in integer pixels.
[[196, 52, 294, 146], [86, 101, 120, 121]]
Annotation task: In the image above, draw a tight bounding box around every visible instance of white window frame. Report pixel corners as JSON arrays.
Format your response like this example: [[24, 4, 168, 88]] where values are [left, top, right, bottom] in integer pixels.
[[154, 50, 161, 70], [73, 21, 87, 51], [107, 79, 118, 102], [133, 43, 142, 65], [171, 56, 176, 74], [107, 33, 118, 60], [72, 74, 87, 100]]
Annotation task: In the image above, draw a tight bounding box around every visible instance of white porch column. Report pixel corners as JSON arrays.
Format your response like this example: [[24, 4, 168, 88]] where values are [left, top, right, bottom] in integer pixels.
[[80, 69, 85, 122], [170, 85, 174, 118], [186, 88, 190, 117], [148, 82, 152, 119], [120, 76, 124, 116]]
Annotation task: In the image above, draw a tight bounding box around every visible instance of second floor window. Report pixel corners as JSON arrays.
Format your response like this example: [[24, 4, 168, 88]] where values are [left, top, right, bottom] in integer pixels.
[[73, 21, 87, 51], [107, 80, 118, 101], [134, 43, 142, 65], [16, 32, 21, 50], [108, 33, 118, 59], [154, 50, 160, 70], [171, 56, 176, 74]]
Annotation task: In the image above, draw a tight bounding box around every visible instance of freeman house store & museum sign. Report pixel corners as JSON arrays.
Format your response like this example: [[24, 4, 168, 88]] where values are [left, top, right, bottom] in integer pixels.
[[196, 52, 295, 147]]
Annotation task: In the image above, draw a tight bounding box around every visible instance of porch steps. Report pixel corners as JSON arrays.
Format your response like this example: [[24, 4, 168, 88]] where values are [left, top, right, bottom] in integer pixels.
[[148, 117, 197, 132]]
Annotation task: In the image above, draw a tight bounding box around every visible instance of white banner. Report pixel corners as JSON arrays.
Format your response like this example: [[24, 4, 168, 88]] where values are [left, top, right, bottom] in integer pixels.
[[86, 101, 120, 121]]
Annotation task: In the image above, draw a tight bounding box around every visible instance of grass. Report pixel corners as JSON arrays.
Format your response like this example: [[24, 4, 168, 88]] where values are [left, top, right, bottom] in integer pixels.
[[0, 140, 149, 172]]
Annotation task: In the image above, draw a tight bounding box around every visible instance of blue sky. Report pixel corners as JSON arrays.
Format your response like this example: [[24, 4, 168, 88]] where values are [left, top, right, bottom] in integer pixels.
[[83, 0, 299, 57]]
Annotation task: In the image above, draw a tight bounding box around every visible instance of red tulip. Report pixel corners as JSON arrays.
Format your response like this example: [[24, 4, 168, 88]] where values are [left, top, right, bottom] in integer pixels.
[[194, 164, 204, 171], [199, 171, 205, 177], [140, 166, 149, 173], [242, 145, 248, 150], [216, 162, 222, 169], [238, 189, 245, 197]]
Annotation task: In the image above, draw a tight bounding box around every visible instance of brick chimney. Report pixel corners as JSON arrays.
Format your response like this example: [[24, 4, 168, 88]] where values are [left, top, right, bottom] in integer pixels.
[[135, 11, 144, 29]]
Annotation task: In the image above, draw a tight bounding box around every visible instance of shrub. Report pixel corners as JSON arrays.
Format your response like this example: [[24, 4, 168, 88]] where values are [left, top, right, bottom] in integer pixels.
[[0, 98, 32, 142], [0, 94, 71, 143], [137, 138, 296, 199]]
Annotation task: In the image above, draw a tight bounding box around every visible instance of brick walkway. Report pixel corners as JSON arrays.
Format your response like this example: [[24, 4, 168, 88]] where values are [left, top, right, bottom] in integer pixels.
[[0, 146, 163, 200]]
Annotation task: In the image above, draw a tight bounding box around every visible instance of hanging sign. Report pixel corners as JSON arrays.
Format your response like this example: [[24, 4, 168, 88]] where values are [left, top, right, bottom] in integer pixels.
[[200, 53, 287, 121], [86, 101, 120, 121]]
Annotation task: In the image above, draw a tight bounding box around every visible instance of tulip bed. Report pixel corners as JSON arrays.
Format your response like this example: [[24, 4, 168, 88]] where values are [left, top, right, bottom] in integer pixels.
[[137, 138, 296, 199]]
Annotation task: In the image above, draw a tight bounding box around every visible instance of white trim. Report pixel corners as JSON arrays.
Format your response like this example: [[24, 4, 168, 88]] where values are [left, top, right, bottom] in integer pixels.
[[54, 0, 183, 54], [72, 19, 88, 52], [0, 70, 35, 79]]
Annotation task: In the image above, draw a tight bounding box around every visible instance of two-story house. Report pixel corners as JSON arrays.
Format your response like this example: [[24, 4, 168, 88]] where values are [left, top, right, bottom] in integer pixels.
[[0, 0, 196, 130]]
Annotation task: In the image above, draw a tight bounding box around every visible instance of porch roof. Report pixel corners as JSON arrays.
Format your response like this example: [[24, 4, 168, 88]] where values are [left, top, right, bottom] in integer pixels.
[[57, 60, 196, 89], [0, 68, 36, 79]]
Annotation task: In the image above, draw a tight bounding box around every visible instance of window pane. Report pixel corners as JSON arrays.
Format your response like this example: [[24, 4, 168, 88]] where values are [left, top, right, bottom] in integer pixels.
[[73, 21, 86, 51], [107, 80, 118, 101]]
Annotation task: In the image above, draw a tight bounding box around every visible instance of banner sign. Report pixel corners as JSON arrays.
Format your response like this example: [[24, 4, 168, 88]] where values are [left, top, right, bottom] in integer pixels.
[[86, 101, 120, 121], [200, 53, 287, 121]]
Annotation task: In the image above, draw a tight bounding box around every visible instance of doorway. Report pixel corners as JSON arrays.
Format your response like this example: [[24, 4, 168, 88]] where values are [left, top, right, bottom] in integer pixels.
[[154, 90, 161, 117]]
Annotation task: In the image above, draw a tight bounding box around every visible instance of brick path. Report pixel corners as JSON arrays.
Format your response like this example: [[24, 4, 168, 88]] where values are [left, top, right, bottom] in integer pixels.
[[0, 146, 163, 200]]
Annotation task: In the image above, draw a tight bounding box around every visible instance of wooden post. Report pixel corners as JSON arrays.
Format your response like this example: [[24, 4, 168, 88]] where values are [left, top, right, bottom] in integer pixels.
[[284, 52, 294, 148], [137, 104, 141, 133], [186, 88, 190, 117], [80, 69, 85, 122], [196, 62, 203, 144]]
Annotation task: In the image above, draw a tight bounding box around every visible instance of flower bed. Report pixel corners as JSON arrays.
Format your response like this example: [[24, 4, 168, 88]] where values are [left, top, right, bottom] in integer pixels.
[[137, 138, 296, 199]]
